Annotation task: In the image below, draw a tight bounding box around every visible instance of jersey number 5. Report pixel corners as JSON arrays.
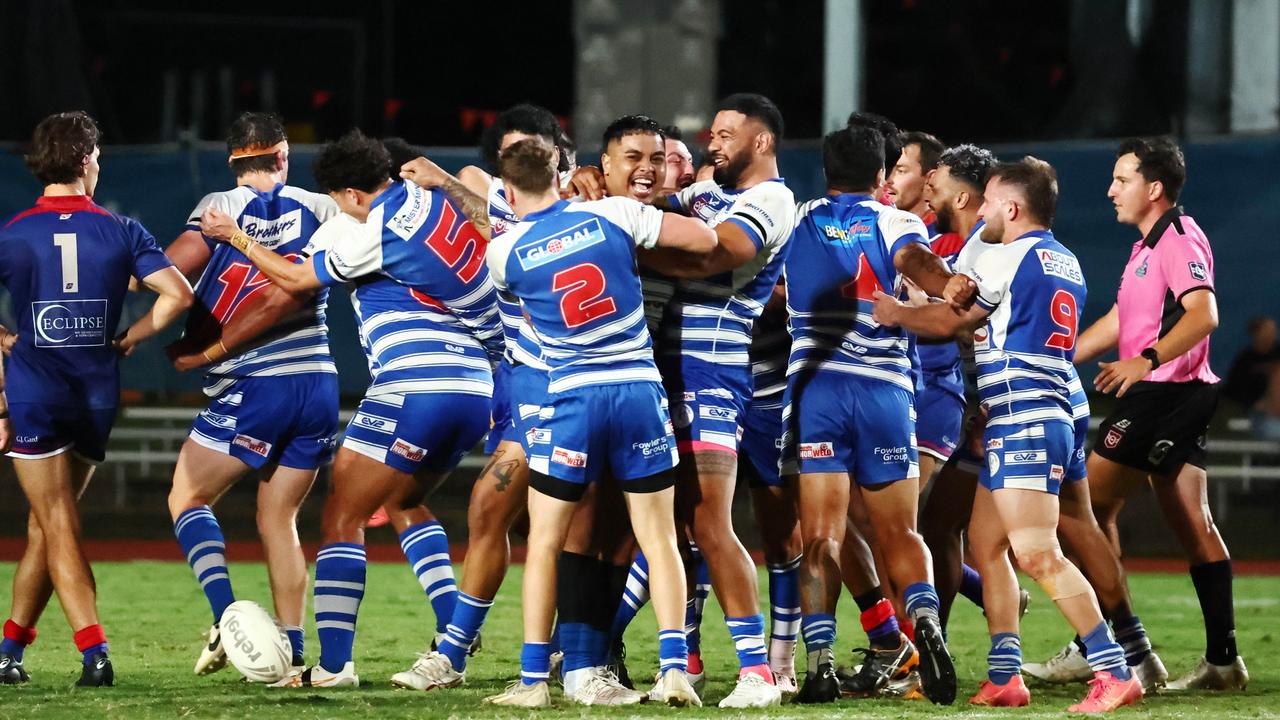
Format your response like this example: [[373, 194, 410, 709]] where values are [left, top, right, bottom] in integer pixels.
[[424, 201, 486, 283], [553, 263, 617, 328], [1045, 289, 1078, 350]]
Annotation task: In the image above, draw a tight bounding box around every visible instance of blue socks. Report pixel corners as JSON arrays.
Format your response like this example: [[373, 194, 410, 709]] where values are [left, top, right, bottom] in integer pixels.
[[725, 614, 769, 668], [988, 632, 1021, 684], [398, 521, 458, 635], [1082, 621, 1131, 679], [904, 582, 942, 625], [800, 613, 836, 652], [1112, 614, 1152, 665], [766, 557, 800, 661], [174, 506, 234, 623], [959, 563, 985, 608], [439, 592, 492, 671], [314, 543, 366, 673], [611, 553, 650, 642], [659, 629, 689, 672], [521, 641, 551, 685], [283, 625, 304, 663]]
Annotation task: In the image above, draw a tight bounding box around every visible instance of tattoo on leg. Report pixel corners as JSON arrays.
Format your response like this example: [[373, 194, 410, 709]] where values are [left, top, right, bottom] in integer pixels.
[[481, 450, 521, 493]]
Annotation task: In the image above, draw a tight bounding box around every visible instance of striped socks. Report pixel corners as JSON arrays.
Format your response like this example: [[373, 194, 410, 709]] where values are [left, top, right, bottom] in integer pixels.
[[988, 632, 1021, 684], [398, 521, 457, 635], [315, 543, 366, 673], [767, 556, 800, 671], [659, 629, 689, 673], [1082, 621, 1131, 680], [439, 592, 492, 672], [521, 641, 550, 685], [174, 506, 234, 623]]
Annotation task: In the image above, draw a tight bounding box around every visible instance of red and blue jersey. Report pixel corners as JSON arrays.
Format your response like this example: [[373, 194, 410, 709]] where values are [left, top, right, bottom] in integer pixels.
[[185, 184, 339, 396], [971, 230, 1088, 429], [916, 222, 968, 375], [0, 195, 172, 409], [783, 194, 929, 392]]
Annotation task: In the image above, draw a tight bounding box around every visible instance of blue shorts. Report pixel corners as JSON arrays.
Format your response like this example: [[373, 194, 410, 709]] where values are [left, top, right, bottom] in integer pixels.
[[1065, 412, 1088, 483], [8, 403, 116, 463], [916, 365, 965, 461], [509, 363, 551, 454], [981, 421, 1074, 494], [783, 371, 919, 486], [526, 382, 678, 498], [660, 359, 750, 455], [189, 374, 339, 470], [740, 398, 784, 488], [484, 360, 515, 454], [343, 391, 489, 474]]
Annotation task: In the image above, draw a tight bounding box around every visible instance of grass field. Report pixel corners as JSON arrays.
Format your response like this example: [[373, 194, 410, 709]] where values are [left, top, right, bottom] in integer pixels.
[[0, 561, 1276, 719]]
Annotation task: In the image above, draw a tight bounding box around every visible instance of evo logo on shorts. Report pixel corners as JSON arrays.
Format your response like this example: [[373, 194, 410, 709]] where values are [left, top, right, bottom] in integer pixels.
[[354, 412, 396, 434], [699, 405, 737, 422], [233, 434, 272, 458], [551, 446, 587, 468], [799, 442, 834, 459], [1005, 450, 1045, 465], [391, 438, 426, 462], [526, 427, 551, 446]]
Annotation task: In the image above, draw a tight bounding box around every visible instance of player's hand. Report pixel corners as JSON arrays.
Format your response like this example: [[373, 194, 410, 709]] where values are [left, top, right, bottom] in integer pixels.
[[399, 156, 450, 189], [0, 330, 17, 355], [113, 330, 137, 358], [1095, 356, 1152, 397], [944, 273, 978, 308], [871, 290, 902, 327], [562, 166, 605, 200], [171, 352, 208, 372], [0, 415, 12, 454], [200, 207, 239, 242]]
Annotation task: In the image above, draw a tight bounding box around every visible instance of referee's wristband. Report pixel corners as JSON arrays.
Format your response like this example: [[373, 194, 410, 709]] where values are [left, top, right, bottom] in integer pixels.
[[1141, 347, 1161, 370]]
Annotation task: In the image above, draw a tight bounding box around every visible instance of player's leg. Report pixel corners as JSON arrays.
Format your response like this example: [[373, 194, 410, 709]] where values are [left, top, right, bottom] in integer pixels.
[[792, 471, 848, 704], [256, 464, 319, 667], [920, 454, 979, 629], [384, 466, 456, 644], [965, 484, 1029, 706]]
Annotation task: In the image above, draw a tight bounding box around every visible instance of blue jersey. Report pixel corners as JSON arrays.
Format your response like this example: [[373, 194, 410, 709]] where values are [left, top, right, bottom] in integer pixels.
[[310, 181, 502, 400], [916, 225, 971, 374], [487, 197, 665, 393], [185, 184, 339, 396], [486, 177, 548, 370], [0, 195, 172, 408], [748, 299, 789, 408], [655, 178, 796, 367], [784, 194, 929, 392], [971, 230, 1087, 429]]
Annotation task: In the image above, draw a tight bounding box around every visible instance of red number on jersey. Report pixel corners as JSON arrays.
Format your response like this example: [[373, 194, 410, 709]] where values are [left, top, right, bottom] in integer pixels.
[[839, 253, 886, 301], [209, 253, 300, 322], [424, 200, 486, 283], [1045, 288, 1078, 350], [552, 263, 617, 328]]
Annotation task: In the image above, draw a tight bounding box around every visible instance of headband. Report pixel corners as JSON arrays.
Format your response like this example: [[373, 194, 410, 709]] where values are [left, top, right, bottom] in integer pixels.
[[228, 140, 289, 162]]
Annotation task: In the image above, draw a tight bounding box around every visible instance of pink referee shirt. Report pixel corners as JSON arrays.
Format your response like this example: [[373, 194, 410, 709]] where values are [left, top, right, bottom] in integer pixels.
[[1115, 207, 1219, 384]]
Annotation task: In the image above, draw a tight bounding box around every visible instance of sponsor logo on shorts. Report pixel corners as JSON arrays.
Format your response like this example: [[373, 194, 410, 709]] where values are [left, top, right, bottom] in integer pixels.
[[390, 438, 426, 462], [1037, 248, 1083, 284], [987, 452, 1000, 475], [1103, 428, 1124, 449], [1005, 450, 1045, 465], [875, 445, 910, 463], [354, 412, 395, 433], [987, 437, 1004, 450], [1147, 439, 1174, 466], [526, 427, 551, 445], [15, 435, 40, 444], [699, 405, 737, 422], [233, 434, 272, 458], [241, 209, 302, 248], [1188, 261, 1208, 281], [632, 436, 671, 458], [672, 404, 694, 429], [1114, 419, 1131, 430], [1049, 464, 1065, 482], [682, 392, 697, 401], [202, 412, 237, 430], [551, 446, 587, 468], [799, 442, 834, 459], [516, 217, 607, 271], [663, 419, 674, 434]]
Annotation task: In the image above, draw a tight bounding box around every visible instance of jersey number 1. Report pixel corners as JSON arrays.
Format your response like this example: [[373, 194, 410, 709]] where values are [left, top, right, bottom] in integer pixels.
[[54, 233, 79, 293], [1045, 289, 1078, 350], [553, 263, 617, 328]]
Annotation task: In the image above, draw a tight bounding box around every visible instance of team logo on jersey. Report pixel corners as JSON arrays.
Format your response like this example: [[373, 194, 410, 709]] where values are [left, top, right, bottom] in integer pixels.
[[1037, 249, 1083, 284], [516, 217, 607, 271], [390, 438, 426, 462], [1134, 259, 1148, 277], [387, 184, 432, 241], [799, 442, 834, 459], [241, 209, 302, 249], [551, 446, 587, 468], [233, 434, 272, 458], [32, 299, 108, 348], [1188, 261, 1208, 281]]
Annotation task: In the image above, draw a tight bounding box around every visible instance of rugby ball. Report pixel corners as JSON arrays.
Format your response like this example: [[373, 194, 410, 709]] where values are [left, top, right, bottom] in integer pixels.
[[220, 600, 292, 683]]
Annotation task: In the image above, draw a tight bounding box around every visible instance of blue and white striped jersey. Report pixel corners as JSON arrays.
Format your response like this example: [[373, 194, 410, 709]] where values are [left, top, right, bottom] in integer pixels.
[[970, 230, 1087, 429], [748, 300, 790, 409], [309, 181, 503, 400], [655, 178, 796, 367], [185, 184, 339, 396], [486, 177, 548, 370], [487, 197, 664, 393], [783, 194, 929, 392]]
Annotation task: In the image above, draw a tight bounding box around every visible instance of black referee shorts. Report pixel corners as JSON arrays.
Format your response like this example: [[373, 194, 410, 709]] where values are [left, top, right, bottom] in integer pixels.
[[1093, 380, 1218, 476]]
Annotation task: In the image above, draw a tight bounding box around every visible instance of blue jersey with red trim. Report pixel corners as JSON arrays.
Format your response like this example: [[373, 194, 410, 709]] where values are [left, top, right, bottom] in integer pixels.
[[0, 195, 172, 408]]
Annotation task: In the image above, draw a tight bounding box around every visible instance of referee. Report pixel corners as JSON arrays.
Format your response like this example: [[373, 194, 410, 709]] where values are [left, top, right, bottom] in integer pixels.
[[1076, 137, 1245, 691]]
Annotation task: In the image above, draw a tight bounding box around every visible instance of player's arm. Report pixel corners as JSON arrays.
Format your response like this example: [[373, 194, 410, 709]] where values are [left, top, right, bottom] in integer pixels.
[[871, 289, 990, 340], [895, 242, 972, 303], [400, 157, 492, 240], [199, 207, 323, 294], [166, 230, 215, 281], [1095, 289, 1218, 396], [1074, 303, 1119, 364], [168, 286, 313, 371], [114, 266, 195, 356], [639, 219, 756, 278]]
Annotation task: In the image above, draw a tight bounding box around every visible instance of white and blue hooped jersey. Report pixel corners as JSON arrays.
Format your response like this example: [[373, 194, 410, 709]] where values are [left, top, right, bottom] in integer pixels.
[[309, 180, 503, 400], [970, 230, 1087, 429], [656, 178, 796, 367], [487, 177, 548, 371], [185, 184, 339, 396], [784, 194, 930, 392], [486, 197, 664, 394], [749, 305, 790, 409]]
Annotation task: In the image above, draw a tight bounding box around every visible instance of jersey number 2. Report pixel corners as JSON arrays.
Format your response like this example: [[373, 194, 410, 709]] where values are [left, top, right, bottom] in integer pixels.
[[1045, 289, 1078, 350], [54, 233, 79, 293], [553, 263, 617, 328]]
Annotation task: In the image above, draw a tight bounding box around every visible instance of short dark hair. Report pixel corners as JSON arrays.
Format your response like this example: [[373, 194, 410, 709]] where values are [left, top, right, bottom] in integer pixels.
[[938, 144, 997, 193], [26, 111, 101, 185], [313, 129, 392, 194], [481, 103, 562, 171], [602, 115, 665, 150], [381, 137, 421, 181], [227, 112, 287, 177], [498, 138, 558, 195], [1117, 136, 1186, 203], [902, 130, 944, 172], [823, 126, 884, 192], [661, 124, 683, 142], [846, 111, 901, 174], [989, 156, 1058, 227], [717, 93, 784, 144]]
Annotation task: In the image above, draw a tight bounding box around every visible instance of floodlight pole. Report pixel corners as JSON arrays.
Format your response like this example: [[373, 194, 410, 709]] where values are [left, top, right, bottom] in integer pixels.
[[823, 0, 862, 133]]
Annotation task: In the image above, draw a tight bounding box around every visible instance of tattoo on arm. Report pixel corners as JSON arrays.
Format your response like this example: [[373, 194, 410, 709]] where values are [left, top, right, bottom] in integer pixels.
[[441, 177, 492, 239]]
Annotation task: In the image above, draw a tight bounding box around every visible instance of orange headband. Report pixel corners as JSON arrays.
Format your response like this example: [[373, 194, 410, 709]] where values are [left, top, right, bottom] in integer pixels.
[[228, 140, 289, 162]]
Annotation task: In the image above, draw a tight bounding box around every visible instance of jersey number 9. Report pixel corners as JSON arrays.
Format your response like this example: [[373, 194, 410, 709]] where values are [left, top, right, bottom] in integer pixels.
[[1045, 289, 1078, 351]]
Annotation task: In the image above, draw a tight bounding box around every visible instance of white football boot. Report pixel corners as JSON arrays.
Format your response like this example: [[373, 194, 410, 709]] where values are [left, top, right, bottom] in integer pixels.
[[484, 679, 552, 707], [718, 672, 783, 708], [1022, 640, 1092, 683], [569, 667, 646, 706], [648, 668, 702, 707], [194, 624, 227, 675], [271, 662, 359, 688], [1166, 656, 1249, 691], [1133, 651, 1169, 691], [390, 651, 464, 691]]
